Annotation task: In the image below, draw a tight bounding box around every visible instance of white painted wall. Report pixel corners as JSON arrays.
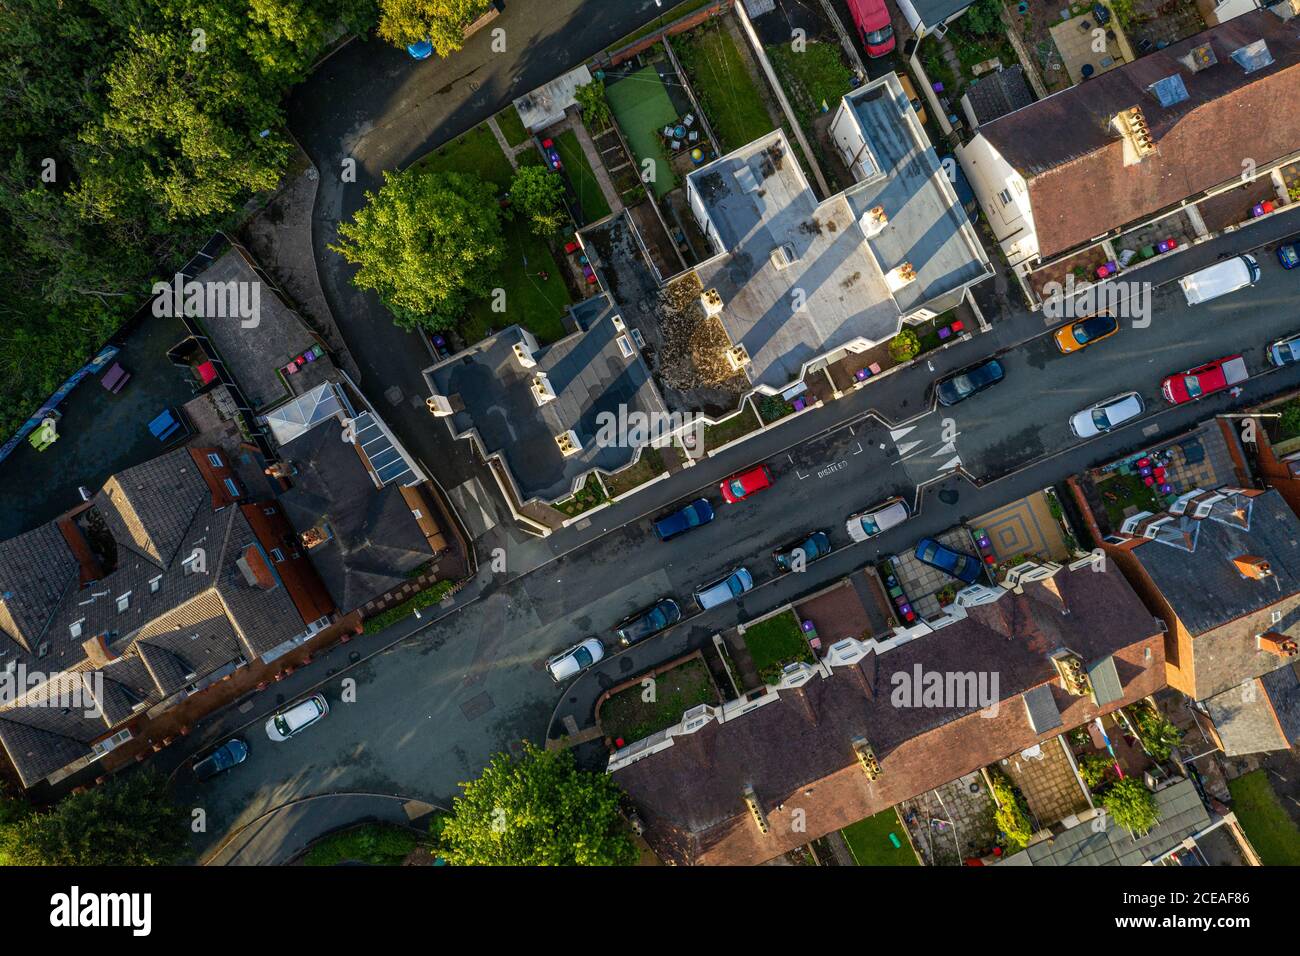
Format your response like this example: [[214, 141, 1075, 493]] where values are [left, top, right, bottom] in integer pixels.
[[956, 134, 1039, 268]]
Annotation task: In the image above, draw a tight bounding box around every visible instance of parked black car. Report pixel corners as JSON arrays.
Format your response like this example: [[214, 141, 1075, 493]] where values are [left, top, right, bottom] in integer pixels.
[[935, 358, 1005, 406], [615, 598, 682, 646], [193, 738, 249, 781], [772, 531, 831, 572]]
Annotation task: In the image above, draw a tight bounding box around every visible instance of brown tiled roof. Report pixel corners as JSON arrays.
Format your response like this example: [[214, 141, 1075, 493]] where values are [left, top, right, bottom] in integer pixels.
[[981, 10, 1300, 259], [614, 565, 1165, 865]]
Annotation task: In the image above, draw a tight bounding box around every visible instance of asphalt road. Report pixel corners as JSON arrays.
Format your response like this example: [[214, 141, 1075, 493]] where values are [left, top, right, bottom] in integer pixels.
[[195, 1, 1300, 858]]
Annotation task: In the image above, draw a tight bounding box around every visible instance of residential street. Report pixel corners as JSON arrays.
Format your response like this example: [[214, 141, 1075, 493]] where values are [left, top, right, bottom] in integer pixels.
[[184, 2, 1300, 863]]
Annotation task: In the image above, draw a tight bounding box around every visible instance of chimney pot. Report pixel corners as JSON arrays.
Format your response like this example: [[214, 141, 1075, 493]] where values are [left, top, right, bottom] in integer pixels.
[[1259, 632, 1298, 658]]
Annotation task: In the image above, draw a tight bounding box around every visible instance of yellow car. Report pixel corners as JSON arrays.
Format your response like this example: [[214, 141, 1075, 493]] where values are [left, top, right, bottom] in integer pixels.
[[1053, 313, 1119, 354]]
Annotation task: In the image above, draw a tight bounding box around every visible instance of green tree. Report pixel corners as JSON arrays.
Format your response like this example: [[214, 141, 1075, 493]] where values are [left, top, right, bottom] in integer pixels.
[[1077, 753, 1115, 791], [574, 81, 611, 131], [377, 0, 490, 54], [509, 164, 567, 236], [888, 328, 922, 363], [960, 0, 1005, 36], [0, 770, 186, 865], [331, 168, 504, 331], [439, 741, 637, 865], [1132, 702, 1183, 761], [988, 767, 1034, 851], [1101, 777, 1160, 835]]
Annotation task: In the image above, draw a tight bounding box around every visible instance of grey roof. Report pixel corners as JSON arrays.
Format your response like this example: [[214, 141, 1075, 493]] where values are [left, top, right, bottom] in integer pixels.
[[425, 300, 666, 503], [94, 447, 211, 568], [962, 65, 1035, 126], [1089, 655, 1124, 707], [1261, 662, 1300, 746], [1131, 489, 1300, 635], [1023, 684, 1062, 733], [278, 419, 433, 612], [999, 778, 1214, 866], [905, 0, 976, 29], [0, 521, 78, 654]]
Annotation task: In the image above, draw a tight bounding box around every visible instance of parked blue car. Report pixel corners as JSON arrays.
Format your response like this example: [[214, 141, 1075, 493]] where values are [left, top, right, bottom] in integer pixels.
[[407, 40, 433, 59], [914, 537, 983, 585], [1278, 237, 1300, 270], [192, 738, 249, 782], [653, 498, 715, 542]]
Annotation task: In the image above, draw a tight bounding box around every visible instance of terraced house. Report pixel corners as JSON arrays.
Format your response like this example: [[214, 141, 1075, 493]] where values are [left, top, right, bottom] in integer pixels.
[[0, 446, 335, 788]]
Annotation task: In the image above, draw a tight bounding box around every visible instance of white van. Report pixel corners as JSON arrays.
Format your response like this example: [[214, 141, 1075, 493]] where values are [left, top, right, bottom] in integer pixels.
[[1178, 254, 1260, 305]]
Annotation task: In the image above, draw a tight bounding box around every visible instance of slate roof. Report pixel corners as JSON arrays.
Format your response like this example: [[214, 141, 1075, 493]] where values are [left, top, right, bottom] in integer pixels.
[[1127, 489, 1300, 636], [95, 448, 212, 568], [1204, 663, 1300, 755], [277, 418, 433, 613], [980, 10, 1300, 259], [613, 563, 1165, 865], [0, 521, 79, 654], [997, 778, 1213, 866], [962, 65, 1035, 126]]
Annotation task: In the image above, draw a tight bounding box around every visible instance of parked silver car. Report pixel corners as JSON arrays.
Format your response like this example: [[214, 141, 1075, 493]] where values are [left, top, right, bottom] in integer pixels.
[[546, 637, 605, 682], [846, 496, 910, 543], [265, 694, 328, 742], [1069, 391, 1144, 438]]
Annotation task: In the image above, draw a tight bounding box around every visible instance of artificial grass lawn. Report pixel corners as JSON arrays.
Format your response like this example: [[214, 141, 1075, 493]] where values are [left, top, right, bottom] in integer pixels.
[[497, 105, 532, 148], [600, 658, 719, 744], [605, 64, 680, 198], [302, 823, 422, 866], [411, 122, 572, 344], [766, 42, 852, 125], [1227, 770, 1300, 865], [841, 809, 919, 866], [674, 21, 776, 153], [742, 610, 814, 684], [553, 129, 612, 223]]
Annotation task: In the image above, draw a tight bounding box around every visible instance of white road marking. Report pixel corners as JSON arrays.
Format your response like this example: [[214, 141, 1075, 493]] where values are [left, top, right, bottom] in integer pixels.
[[889, 425, 917, 442]]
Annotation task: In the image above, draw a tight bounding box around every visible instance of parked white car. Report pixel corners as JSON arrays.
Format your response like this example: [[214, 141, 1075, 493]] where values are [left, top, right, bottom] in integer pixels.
[[265, 694, 328, 742], [546, 637, 605, 683], [846, 496, 911, 543], [1069, 391, 1145, 438], [1178, 254, 1260, 305]]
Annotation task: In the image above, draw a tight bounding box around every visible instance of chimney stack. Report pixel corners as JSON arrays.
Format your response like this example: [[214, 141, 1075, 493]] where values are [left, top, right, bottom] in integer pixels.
[[1259, 632, 1299, 659], [1233, 555, 1273, 580]]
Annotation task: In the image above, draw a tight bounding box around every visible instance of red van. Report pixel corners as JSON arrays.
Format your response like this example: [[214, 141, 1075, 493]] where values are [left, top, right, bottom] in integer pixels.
[[847, 0, 896, 57]]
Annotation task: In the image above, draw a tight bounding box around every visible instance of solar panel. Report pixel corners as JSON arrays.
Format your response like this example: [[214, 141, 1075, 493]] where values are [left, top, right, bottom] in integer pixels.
[[351, 412, 414, 486], [1148, 74, 1189, 108]]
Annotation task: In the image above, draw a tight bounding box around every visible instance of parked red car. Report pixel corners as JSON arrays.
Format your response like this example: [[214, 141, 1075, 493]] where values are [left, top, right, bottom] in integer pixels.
[[847, 0, 896, 57], [1160, 354, 1248, 405], [720, 465, 773, 504]]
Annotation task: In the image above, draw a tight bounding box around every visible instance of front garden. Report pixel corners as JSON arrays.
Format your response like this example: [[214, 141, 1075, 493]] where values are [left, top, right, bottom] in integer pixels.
[[599, 657, 721, 745], [365, 579, 458, 632], [701, 400, 762, 452], [742, 609, 815, 685], [553, 472, 610, 518]]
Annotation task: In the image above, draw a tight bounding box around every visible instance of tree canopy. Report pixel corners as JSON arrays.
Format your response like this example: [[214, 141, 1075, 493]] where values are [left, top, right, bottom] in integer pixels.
[[331, 167, 504, 331], [509, 165, 567, 236], [0, 0, 376, 439], [438, 741, 637, 865], [377, 0, 492, 54], [0, 770, 187, 866], [1100, 777, 1161, 835]]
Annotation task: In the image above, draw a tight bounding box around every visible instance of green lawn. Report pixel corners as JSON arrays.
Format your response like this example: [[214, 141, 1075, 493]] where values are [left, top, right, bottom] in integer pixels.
[[553, 129, 612, 223], [1098, 472, 1165, 529], [599, 658, 719, 744], [302, 824, 422, 866], [674, 21, 776, 153], [766, 42, 852, 124], [605, 65, 680, 198], [496, 105, 532, 148], [702, 402, 761, 452], [1227, 771, 1300, 865], [410, 123, 572, 344], [841, 809, 919, 866], [604, 446, 668, 497], [742, 610, 814, 684]]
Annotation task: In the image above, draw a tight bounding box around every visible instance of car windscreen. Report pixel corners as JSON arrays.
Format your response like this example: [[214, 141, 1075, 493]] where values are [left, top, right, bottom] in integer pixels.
[[1092, 408, 1111, 430], [727, 575, 745, 596], [1184, 375, 1203, 398], [573, 647, 593, 668], [274, 715, 290, 736], [728, 479, 746, 497], [865, 25, 893, 43], [860, 517, 880, 535]]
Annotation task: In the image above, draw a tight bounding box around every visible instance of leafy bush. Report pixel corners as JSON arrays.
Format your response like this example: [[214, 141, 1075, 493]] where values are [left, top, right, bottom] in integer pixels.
[[1100, 777, 1160, 834], [365, 579, 457, 632], [509, 164, 567, 235], [960, 0, 1006, 36], [574, 80, 612, 131], [1132, 702, 1183, 761], [1077, 753, 1115, 791], [888, 329, 922, 363], [988, 767, 1034, 851]]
